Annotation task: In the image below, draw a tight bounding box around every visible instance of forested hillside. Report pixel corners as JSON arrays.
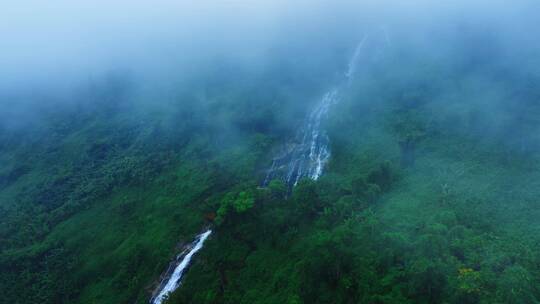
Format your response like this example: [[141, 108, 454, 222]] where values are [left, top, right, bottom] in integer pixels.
[[168, 31, 540, 304], [0, 64, 329, 303], [2, 1, 540, 304]]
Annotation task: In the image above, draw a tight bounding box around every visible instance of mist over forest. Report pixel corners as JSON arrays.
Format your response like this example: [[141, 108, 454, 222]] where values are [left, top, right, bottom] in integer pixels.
[[2, 1, 540, 303]]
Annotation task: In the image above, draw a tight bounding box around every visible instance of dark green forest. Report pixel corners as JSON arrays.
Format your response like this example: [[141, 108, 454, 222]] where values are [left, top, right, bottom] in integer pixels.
[[2, 1, 540, 304]]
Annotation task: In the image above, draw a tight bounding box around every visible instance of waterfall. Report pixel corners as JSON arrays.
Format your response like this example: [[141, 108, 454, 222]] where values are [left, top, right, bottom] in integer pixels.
[[150, 229, 212, 304], [345, 35, 369, 80], [262, 35, 370, 189], [149, 30, 389, 303]]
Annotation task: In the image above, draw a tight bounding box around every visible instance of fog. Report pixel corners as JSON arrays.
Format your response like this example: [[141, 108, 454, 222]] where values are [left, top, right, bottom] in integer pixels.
[[3, 2, 540, 302], [1, 0, 539, 110]]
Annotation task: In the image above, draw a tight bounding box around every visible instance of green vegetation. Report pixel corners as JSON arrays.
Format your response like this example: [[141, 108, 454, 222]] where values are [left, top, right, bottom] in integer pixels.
[[168, 48, 540, 303], [2, 38, 540, 304], [0, 69, 321, 303]]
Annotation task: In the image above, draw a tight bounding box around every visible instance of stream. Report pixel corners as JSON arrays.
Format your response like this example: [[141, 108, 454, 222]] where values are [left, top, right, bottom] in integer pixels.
[[150, 230, 212, 304], [262, 35, 370, 189], [149, 32, 387, 303]]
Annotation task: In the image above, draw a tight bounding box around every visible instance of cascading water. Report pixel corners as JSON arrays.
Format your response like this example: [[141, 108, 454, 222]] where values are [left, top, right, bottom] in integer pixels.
[[149, 30, 389, 303], [150, 229, 212, 304], [262, 34, 376, 189], [282, 88, 338, 187], [345, 35, 368, 80]]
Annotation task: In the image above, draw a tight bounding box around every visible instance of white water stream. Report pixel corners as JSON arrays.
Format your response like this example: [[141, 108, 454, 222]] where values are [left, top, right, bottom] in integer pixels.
[[262, 35, 372, 189], [151, 229, 212, 304], [150, 30, 389, 302]]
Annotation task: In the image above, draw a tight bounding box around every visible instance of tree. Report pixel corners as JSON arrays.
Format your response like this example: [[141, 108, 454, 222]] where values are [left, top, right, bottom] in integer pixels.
[[496, 265, 539, 304], [216, 189, 255, 224], [351, 177, 380, 205], [292, 179, 323, 217], [268, 179, 287, 200], [367, 161, 394, 191]]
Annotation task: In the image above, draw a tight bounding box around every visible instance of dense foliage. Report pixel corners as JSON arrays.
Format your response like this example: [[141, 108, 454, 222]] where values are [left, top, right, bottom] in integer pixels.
[[170, 42, 540, 303], [2, 30, 540, 304]]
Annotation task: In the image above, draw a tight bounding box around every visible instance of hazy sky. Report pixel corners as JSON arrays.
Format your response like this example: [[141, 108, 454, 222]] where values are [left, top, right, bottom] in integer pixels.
[[1, 0, 538, 93]]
